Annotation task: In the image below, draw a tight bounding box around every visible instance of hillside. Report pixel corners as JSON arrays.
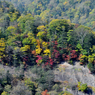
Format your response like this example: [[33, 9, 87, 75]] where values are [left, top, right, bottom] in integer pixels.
[[2, 0, 95, 30], [0, 1, 20, 37], [1, 1, 95, 95]]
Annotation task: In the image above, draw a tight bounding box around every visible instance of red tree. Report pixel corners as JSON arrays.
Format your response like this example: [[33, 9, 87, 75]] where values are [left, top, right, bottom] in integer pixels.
[[41, 90, 49, 95]]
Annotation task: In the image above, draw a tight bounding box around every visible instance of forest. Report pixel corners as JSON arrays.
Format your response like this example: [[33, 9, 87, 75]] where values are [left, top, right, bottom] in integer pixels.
[[1, 0, 95, 31], [0, 0, 95, 95]]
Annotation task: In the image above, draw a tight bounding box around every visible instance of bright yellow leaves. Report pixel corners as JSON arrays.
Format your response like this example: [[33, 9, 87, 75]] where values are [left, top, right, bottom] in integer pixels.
[[44, 49, 50, 55], [1, 91, 8, 95], [37, 25, 46, 39], [20, 45, 30, 52], [35, 39, 43, 54], [37, 31, 45, 38], [7, 26, 16, 32], [0, 38, 5, 47], [36, 47, 42, 54], [0, 38, 5, 58], [28, 32, 34, 38], [49, 19, 59, 25], [35, 41, 50, 56], [88, 54, 95, 63], [35, 40, 42, 54], [32, 38, 37, 45], [80, 55, 87, 59], [28, 33, 37, 45], [79, 54, 87, 65], [42, 42, 48, 48], [37, 25, 45, 31]]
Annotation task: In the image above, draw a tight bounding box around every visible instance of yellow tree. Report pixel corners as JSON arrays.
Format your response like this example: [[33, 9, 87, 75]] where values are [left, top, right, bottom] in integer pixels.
[[6, 26, 16, 36], [37, 25, 47, 41], [8, 11, 20, 22], [0, 38, 5, 59]]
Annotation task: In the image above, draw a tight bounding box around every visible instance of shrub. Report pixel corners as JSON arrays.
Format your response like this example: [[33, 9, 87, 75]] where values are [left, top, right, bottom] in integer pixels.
[[36, 55, 43, 65], [62, 54, 70, 61], [70, 50, 78, 60], [35, 87, 42, 95], [24, 78, 37, 94], [92, 86, 95, 93], [41, 90, 49, 95], [77, 82, 87, 92], [1, 91, 9, 95], [58, 91, 64, 95], [4, 85, 11, 93], [87, 63, 95, 73], [36, 69, 54, 91], [52, 84, 60, 91], [88, 54, 95, 64], [79, 54, 87, 65], [45, 58, 54, 66], [58, 91, 72, 95], [63, 91, 73, 95], [10, 82, 32, 95], [80, 84, 87, 92]]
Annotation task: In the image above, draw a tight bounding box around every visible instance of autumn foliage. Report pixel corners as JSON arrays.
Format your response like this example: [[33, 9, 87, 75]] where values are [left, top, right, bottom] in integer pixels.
[[41, 90, 49, 95]]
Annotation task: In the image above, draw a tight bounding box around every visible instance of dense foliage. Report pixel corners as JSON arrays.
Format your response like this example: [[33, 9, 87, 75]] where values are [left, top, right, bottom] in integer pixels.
[[2, 0, 95, 31], [0, 1, 95, 95]]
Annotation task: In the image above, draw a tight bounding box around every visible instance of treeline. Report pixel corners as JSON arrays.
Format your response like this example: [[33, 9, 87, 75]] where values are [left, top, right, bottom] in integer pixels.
[[1, 0, 95, 31]]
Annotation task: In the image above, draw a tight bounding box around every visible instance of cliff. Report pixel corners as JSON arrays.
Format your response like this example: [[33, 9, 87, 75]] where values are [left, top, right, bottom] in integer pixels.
[[54, 62, 95, 95]]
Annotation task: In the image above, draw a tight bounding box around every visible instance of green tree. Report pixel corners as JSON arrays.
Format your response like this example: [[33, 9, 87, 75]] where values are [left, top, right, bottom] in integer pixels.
[[17, 14, 34, 33]]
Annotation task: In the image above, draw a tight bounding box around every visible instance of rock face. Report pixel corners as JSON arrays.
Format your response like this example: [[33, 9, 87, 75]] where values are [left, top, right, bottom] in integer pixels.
[[54, 62, 95, 95], [1, 62, 95, 95]]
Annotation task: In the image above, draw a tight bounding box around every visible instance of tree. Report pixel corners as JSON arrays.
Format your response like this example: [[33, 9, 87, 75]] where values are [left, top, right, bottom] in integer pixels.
[[39, 10, 51, 25], [17, 14, 34, 33], [0, 38, 5, 59], [75, 25, 93, 50], [48, 19, 69, 36], [48, 19, 70, 48], [6, 26, 16, 36], [67, 30, 78, 47], [41, 90, 49, 95]]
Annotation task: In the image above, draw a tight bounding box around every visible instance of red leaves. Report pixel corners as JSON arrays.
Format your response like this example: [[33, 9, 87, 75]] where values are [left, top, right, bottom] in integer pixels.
[[41, 90, 49, 95], [36, 55, 42, 63], [70, 50, 77, 59], [62, 54, 70, 61], [45, 58, 54, 66], [62, 50, 78, 61], [49, 58, 54, 65], [36, 55, 42, 59], [52, 49, 60, 59]]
